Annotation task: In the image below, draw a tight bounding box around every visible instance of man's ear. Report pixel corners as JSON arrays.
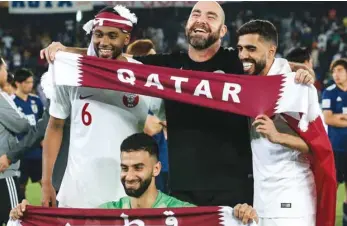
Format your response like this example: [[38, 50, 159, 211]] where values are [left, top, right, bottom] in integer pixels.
[[153, 161, 162, 177], [269, 44, 277, 58], [219, 25, 227, 39], [124, 34, 131, 46]]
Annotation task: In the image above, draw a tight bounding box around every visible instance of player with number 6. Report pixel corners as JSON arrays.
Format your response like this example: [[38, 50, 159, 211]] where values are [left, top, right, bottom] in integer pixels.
[[42, 6, 163, 208]]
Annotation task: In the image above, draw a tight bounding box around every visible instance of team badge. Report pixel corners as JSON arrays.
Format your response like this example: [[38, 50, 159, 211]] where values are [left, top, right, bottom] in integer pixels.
[[31, 101, 38, 114], [122, 93, 139, 108]]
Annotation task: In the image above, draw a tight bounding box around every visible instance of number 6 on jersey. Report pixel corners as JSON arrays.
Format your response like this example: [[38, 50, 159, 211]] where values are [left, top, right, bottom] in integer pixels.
[[82, 103, 92, 126]]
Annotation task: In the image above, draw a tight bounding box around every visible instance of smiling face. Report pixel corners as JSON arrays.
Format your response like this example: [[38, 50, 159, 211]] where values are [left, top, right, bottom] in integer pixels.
[[185, 1, 226, 50], [92, 26, 130, 59], [120, 150, 161, 198], [237, 33, 276, 75]]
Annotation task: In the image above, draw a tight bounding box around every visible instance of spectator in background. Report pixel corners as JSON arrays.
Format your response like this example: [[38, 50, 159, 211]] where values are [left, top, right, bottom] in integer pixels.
[[11, 47, 22, 69], [22, 50, 36, 69], [126, 39, 169, 194], [322, 58, 347, 226], [12, 68, 44, 201], [0, 56, 30, 225], [2, 31, 14, 51]]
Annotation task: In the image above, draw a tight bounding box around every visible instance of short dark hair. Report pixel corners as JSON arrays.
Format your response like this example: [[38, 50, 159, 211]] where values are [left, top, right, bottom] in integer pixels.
[[236, 19, 278, 46], [126, 39, 155, 56], [120, 133, 159, 161], [285, 47, 311, 63], [14, 68, 33, 83], [330, 58, 347, 72]]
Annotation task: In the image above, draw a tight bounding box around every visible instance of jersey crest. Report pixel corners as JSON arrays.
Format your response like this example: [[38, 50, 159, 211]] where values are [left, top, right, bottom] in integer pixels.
[[122, 93, 139, 108], [31, 101, 38, 114]]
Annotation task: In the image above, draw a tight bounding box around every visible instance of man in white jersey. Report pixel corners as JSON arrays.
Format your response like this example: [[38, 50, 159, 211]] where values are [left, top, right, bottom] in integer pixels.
[[236, 20, 316, 226], [42, 6, 162, 208]]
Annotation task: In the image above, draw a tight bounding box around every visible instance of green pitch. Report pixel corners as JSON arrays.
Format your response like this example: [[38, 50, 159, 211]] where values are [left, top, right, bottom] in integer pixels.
[[25, 181, 345, 226]]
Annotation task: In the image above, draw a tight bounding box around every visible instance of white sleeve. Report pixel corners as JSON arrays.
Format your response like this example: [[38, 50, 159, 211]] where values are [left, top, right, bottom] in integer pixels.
[[49, 85, 73, 119], [149, 97, 166, 121]]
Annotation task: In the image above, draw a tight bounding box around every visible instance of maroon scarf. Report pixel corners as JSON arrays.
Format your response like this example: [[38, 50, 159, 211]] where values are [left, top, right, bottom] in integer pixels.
[[10, 206, 255, 226]]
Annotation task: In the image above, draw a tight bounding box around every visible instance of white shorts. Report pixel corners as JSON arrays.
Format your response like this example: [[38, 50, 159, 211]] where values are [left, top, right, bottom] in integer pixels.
[[259, 215, 315, 226]]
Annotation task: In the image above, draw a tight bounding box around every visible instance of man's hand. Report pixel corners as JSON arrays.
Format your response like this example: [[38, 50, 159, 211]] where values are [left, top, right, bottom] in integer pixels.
[[10, 199, 29, 220], [252, 115, 280, 143], [234, 203, 258, 224], [41, 181, 57, 207], [294, 69, 314, 85], [40, 42, 66, 64], [144, 115, 164, 136], [0, 154, 11, 173]]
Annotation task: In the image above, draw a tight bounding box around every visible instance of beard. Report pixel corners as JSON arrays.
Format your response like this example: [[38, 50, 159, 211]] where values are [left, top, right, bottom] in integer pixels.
[[94, 44, 122, 59], [121, 176, 152, 198], [243, 58, 267, 75], [186, 22, 221, 50]]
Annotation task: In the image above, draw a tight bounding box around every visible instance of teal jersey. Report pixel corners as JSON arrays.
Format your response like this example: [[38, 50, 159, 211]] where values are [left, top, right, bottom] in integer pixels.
[[99, 191, 195, 209]]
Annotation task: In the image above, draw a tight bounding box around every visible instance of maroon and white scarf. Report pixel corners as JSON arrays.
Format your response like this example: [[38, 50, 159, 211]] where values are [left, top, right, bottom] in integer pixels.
[[8, 206, 257, 226], [45, 52, 336, 226]]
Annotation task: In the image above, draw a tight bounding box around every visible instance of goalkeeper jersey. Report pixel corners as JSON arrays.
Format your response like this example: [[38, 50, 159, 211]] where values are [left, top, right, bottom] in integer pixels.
[[99, 191, 195, 209]]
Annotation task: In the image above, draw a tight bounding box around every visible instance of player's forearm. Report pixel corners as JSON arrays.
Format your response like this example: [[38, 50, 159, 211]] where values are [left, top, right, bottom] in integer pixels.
[[275, 133, 310, 153], [65, 47, 87, 55], [324, 115, 347, 127], [288, 62, 316, 80], [42, 117, 64, 184]]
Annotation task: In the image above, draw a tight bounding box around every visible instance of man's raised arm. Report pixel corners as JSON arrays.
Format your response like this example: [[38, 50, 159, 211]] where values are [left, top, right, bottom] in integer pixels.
[[40, 42, 172, 66], [288, 61, 316, 81], [40, 42, 87, 64]]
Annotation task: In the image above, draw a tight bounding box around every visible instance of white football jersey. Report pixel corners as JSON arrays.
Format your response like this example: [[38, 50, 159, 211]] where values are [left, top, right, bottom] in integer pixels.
[[251, 58, 316, 218], [49, 57, 163, 208]]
